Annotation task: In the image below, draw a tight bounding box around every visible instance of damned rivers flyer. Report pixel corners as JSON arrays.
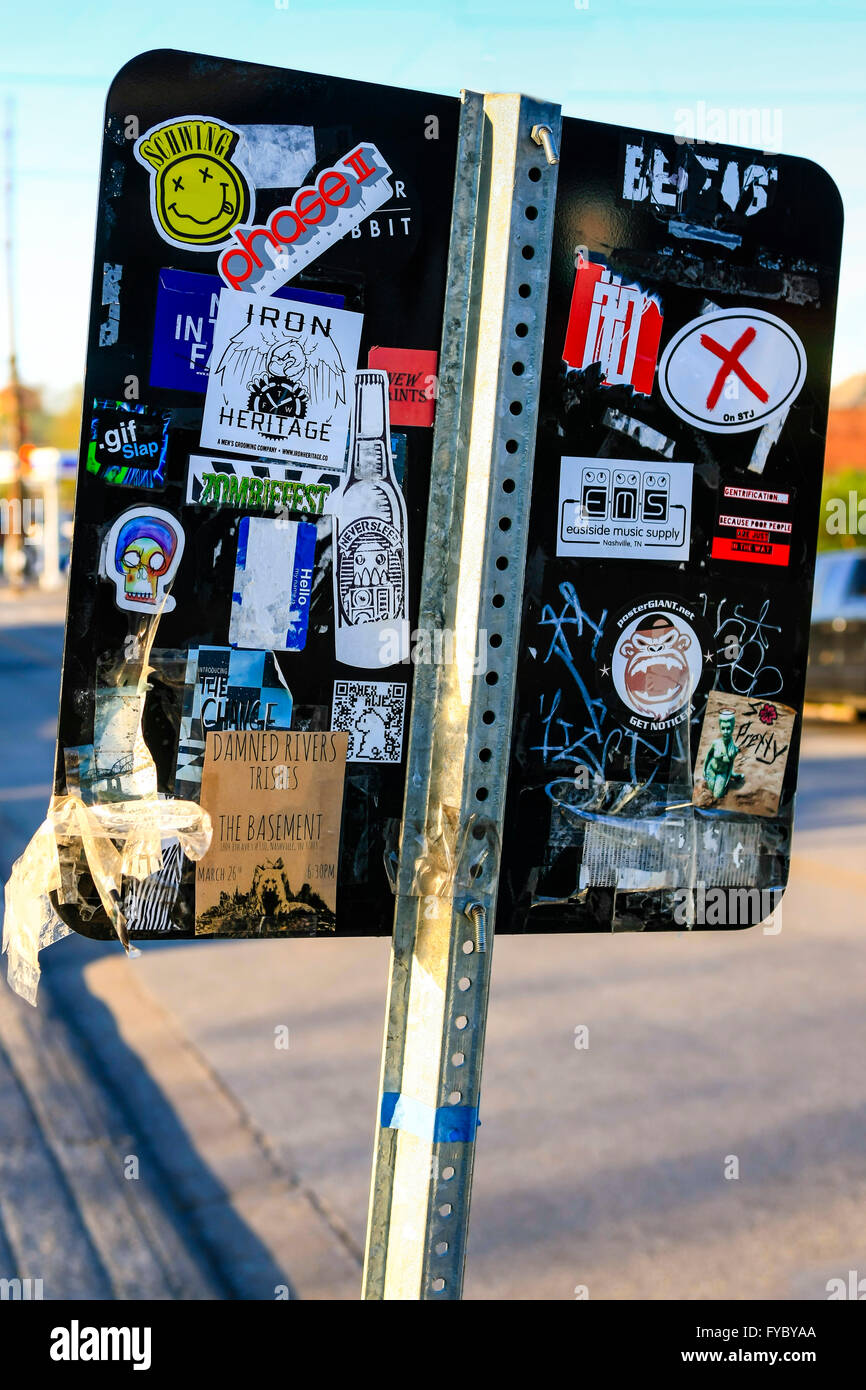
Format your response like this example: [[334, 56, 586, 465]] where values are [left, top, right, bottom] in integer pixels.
[[195, 728, 348, 936]]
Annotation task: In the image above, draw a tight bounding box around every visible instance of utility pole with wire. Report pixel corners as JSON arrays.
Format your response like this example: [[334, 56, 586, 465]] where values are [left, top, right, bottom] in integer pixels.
[[4, 96, 28, 590]]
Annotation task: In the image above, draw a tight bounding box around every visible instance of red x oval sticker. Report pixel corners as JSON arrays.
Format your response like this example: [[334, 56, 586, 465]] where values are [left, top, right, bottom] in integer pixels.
[[658, 308, 807, 434]]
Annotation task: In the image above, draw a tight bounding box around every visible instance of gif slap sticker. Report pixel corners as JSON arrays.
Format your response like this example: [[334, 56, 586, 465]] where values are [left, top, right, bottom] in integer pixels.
[[86, 401, 170, 490], [100, 506, 185, 614], [599, 597, 711, 732], [659, 308, 806, 434], [134, 116, 253, 252]]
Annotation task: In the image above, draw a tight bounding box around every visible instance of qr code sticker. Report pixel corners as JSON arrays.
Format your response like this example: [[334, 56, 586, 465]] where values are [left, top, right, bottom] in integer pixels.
[[332, 680, 407, 763]]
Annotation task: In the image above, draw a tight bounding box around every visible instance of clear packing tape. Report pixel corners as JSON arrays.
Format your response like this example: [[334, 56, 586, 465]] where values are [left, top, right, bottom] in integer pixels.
[[383, 805, 501, 901], [2, 795, 211, 1006], [2, 594, 212, 1005]]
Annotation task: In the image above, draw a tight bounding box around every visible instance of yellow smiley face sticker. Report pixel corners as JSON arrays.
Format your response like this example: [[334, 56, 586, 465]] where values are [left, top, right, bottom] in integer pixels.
[[134, 116, 253, 251]]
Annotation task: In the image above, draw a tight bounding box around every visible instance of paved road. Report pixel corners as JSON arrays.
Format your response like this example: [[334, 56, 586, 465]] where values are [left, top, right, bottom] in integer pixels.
[[1, 593, 865, 1300]]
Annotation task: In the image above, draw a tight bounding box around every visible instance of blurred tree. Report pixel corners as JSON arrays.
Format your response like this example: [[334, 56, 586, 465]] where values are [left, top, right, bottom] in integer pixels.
[[0, 382, 83, 451]]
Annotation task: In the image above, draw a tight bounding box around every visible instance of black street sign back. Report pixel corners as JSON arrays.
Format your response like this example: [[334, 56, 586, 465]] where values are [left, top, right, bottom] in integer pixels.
[[55, 50, 458, 941], [54, 54, 842, 944], [497, 119, 842, 932]]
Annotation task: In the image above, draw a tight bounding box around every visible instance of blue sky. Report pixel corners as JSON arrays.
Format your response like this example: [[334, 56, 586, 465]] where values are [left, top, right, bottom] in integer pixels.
[[2, 0, 864, 401]]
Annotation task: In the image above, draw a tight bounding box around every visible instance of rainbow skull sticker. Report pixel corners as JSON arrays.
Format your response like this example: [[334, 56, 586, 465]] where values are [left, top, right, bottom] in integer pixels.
[[101, 506, 185, 615], [134, 116, 253, 251]]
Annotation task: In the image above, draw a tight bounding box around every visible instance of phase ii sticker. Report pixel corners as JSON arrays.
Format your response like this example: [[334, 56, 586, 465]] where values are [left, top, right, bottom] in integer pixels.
[[134, 116, 253, 252], [658, 308, 806, 434], [557, 456, 693, 561]]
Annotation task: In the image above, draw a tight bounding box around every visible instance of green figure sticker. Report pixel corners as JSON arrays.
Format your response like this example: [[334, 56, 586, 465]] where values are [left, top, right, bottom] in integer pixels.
[[702, 708, 746, 800]]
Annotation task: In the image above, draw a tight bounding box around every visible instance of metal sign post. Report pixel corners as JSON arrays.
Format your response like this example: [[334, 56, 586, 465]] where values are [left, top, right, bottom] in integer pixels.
[[362, 91, 561, 1300]]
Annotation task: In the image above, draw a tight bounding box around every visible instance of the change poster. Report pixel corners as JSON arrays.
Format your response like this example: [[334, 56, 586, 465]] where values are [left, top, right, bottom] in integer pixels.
[[195, 729, 348, 936]]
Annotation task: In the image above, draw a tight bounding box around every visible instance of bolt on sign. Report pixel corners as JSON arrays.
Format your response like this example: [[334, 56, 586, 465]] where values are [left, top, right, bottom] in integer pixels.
[[36, 52, 840, 955]]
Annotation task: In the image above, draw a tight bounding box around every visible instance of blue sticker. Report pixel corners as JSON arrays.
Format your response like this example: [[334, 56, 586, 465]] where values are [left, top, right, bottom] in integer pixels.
[[229, 516, 317, 652], [149, 268, 345, 395]]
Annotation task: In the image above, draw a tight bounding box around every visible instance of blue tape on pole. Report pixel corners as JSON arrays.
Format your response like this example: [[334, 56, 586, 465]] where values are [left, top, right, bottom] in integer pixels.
[[380, 1092, 479, 1143]]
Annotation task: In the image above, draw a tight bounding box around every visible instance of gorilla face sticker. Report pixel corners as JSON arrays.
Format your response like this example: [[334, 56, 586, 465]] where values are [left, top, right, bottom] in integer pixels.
[[603, 598, 709, 730], [134, 116, 253, 251], [101, 506, 185, 614]]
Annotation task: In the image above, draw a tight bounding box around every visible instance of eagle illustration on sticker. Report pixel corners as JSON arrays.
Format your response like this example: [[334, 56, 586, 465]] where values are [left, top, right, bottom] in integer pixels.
[[134, 116, 253, 251], [100, 506, 185, 614]]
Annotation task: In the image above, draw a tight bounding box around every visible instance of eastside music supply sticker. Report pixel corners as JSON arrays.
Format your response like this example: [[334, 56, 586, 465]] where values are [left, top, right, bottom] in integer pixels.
[[557, 456, 693, 561], [134, 116, 253, 251], [200, 292, 362, 475], [659, 307, 806, 434]]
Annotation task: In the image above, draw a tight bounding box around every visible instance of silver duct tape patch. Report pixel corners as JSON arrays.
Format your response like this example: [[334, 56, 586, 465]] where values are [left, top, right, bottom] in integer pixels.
[[579, 815, 766, 891]]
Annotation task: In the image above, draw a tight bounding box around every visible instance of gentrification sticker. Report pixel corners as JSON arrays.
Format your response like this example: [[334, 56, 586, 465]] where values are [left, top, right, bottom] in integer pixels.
[[557, 456, 693, 561], [195, 729, 348, 936]]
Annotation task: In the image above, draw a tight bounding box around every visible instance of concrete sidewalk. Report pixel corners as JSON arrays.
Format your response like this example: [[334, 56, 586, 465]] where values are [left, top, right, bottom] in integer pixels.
[[0, 592, 360, 1300]]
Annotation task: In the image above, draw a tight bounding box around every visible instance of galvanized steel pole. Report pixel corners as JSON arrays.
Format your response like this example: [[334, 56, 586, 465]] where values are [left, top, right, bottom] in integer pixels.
[[363, 90, 561, 1300]]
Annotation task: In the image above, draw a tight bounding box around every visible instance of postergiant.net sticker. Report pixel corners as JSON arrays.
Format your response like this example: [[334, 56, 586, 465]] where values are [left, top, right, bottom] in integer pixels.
[[201, 292, 363, 475], [658, 308, 806, 434], [557, 456, 693, 561]]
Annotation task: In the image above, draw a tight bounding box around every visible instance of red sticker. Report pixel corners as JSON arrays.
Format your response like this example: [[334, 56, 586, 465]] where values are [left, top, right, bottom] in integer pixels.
[[711, 533, 790, 567], [562, 257, 662, 395], [367, 347, 438, 427]]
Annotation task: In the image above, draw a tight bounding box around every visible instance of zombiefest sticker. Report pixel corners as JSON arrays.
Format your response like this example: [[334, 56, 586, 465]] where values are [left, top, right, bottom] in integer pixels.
[[194, 729, 348, 936], [134, 116, 253, 252], [200, 292, 362, 475]]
